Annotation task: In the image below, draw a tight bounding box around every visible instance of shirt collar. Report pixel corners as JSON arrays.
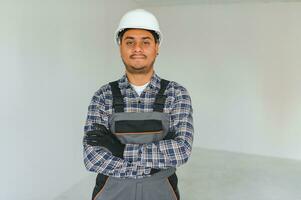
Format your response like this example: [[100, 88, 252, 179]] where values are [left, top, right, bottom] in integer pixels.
[[118, 71, 161, 91]]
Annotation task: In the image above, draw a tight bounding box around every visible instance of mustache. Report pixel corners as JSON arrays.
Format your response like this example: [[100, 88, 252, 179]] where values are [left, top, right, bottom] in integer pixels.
[[130, 54, 147, 59]]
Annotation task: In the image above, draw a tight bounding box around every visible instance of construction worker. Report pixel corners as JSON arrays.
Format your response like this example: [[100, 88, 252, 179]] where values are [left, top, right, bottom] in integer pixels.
[[83, 9, 194, 200]]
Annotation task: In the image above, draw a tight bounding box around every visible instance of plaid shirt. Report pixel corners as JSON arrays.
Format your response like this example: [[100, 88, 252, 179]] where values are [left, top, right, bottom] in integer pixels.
[[83, 72, 194, 179]]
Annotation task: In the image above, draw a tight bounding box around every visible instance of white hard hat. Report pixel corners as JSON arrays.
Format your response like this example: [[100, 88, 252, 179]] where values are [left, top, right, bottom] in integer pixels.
[[115, 9, 162, 45]]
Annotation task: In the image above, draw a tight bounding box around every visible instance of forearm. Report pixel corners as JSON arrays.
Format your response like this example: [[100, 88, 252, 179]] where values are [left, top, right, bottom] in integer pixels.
[[83, 144, 144, 178], [124, 130, 193, 168]]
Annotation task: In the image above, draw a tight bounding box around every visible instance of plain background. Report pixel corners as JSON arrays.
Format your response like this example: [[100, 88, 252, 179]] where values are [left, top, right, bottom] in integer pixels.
[[0, 0, 300, 199]]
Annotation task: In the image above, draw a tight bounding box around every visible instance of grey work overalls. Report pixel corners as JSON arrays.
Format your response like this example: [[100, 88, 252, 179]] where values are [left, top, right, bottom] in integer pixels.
[[91, 79, 180, 200]]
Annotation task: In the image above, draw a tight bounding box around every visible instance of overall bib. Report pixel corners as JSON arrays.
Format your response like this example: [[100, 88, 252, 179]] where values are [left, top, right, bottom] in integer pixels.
[[91, 79, 180, 200]]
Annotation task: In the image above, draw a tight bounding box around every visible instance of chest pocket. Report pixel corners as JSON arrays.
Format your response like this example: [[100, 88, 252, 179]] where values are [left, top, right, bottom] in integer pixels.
[[115, 119, 163, 136]]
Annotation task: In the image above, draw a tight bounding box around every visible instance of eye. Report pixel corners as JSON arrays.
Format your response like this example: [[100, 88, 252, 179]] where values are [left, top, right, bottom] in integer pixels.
[[126, 41, 134, 46], [143, 41, 150, 46]]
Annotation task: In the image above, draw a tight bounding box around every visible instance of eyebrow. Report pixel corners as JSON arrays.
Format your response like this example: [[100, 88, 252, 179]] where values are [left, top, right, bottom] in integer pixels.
[[124, 36, 153, 40]]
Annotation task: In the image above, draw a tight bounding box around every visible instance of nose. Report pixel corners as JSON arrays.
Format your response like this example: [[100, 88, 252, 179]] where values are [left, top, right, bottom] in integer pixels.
[[133, 42, 143, 53]]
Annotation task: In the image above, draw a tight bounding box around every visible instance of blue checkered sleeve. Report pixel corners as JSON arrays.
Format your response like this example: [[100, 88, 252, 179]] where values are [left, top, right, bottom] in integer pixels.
[[124, 85, 194, 168], [83, 92, 145, 178]]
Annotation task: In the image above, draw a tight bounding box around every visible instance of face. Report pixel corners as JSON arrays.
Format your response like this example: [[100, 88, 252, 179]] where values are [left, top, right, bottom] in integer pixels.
[[119, 29, 159, 75]]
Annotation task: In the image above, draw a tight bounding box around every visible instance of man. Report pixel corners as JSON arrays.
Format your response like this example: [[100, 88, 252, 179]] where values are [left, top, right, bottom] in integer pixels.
[[83, 9, 194, 200]]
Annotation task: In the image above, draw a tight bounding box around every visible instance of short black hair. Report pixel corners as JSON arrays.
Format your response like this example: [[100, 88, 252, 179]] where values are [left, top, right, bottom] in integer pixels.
[[118, 28, 159, 44]]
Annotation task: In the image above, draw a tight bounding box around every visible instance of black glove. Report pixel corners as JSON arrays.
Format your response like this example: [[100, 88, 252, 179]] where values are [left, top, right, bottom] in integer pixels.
[[163, 131, 176, 140], [85, 123, 125, 159]]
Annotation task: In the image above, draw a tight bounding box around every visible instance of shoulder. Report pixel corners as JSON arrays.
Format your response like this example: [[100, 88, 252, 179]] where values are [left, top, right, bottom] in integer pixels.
[[165, 80, 191, 100], [91, 83, 112, 103]]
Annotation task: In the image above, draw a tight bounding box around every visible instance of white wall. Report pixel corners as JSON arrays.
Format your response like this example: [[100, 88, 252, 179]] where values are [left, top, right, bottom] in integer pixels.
[[142, 2, 301, 160], [1, 1, 301, 199], [0, 0, 136, 199]]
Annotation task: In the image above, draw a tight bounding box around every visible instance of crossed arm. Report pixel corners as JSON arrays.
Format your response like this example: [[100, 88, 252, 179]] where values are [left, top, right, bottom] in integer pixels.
[[83, 88, 193, 177]]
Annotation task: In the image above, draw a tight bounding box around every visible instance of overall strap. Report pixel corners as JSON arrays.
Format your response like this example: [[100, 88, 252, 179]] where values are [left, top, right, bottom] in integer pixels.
[[109, 81, 124, 113], [153, 79, 170, 112]]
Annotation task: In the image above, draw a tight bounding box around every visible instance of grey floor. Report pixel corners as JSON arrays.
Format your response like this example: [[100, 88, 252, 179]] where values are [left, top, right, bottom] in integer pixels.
[[54, 147, 301, 200]]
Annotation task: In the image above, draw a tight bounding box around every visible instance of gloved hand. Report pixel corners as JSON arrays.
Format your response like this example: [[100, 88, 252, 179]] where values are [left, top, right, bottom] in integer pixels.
[[163, 131, 176, 140], [85, 123, 125, 159]]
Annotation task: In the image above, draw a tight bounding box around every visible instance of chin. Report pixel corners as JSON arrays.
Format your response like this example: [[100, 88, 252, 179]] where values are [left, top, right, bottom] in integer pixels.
[[127, 65, 151, 74], [129, 63, 146, 69], [131, 67, 146, 72], [132, 66, 145, 70]]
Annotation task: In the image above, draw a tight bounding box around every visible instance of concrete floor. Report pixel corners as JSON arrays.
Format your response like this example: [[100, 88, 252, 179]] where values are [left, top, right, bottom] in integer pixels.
[[54, 147, 301, 200]]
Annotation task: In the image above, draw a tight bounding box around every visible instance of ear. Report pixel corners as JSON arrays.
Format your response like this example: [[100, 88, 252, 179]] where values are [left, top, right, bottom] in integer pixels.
[[155, 43, 159, 55]]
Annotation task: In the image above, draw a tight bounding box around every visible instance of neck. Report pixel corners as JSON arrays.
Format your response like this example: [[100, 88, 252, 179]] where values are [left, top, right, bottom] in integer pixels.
[[126, 69, 154, 86]]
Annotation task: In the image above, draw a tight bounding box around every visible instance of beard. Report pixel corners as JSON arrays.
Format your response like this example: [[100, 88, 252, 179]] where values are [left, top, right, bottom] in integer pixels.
[[122, 57, 156, 75]]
